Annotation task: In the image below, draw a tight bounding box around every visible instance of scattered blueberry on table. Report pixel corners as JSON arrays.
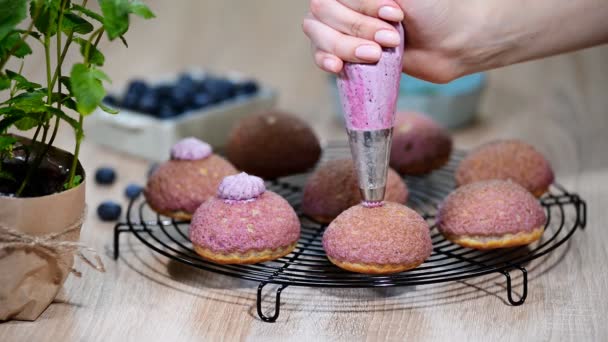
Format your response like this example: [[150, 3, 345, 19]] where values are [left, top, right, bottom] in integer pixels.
[[97, 201, 122, 221], [95, 167, 116, 185], [102, 73, 259, 119], [125, 183, 143, 199]]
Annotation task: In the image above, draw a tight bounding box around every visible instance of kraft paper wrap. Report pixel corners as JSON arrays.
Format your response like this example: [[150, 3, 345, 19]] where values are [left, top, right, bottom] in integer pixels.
[[0, 140, 87, 321]]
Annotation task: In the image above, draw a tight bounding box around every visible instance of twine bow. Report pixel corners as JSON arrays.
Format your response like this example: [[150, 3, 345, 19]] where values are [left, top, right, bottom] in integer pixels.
[[0, 210, 105, 277]]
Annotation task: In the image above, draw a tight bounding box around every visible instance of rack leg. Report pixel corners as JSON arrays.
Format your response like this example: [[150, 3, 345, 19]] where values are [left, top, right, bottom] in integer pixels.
[[256, 283, 288, 322], [502, 266, 527, 306], [113, 224, 128, 260], [577, 196, 587, 229]]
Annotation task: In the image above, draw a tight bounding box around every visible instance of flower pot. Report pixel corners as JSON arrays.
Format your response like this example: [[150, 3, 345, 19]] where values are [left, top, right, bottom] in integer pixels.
[[0, 136, 86, 321]]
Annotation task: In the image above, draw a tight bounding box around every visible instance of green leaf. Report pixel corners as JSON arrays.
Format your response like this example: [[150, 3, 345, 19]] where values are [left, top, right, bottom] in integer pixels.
[[74, 37, 105, 66], [99, 102, 119, 114], [0, 135, 17, 151], [0, 32, 33, 59], [59, 75, 72, 93], [63, 174, 81, 189], [62, 12, 94, 34], [3, 91, 46, 112], [0, 0, 27, 41], [30, 0, 62, 36], [44, 105, 79, 130], [70, 63, 109, 115], [14, 116, 40, 130], [6, 70, 42, 91], [100, 0, 131, 40], [0, 116, 23, 132], [71, 4, 103, 23], [129, 1, 155, 19], [0, 74, 9, 90]]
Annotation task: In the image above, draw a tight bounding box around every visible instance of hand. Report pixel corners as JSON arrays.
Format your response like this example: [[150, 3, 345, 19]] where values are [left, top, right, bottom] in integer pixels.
[[303, 0, 608, 83], [303, 0, 478, 83]]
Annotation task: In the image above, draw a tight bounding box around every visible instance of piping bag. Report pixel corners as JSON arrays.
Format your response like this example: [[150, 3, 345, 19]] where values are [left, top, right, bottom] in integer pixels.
[[336, 22, 405, 206]]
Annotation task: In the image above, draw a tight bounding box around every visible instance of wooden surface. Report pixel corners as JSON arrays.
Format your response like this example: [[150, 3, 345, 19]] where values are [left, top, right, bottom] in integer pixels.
[[1, 1, 608, 341]]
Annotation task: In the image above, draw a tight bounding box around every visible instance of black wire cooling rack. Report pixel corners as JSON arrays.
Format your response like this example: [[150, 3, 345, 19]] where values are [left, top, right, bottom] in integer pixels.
[[113, 143, 587, 322]]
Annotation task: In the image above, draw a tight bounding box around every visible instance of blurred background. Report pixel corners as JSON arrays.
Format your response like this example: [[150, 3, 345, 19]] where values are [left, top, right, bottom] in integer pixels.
[[11, 0, 608, 174]]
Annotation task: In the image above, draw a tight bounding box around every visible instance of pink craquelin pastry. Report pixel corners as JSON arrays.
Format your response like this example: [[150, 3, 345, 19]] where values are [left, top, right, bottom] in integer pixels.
[[322, 202, 432, 275], [189, 173, 301, 264], [437, 180, 546, 249], [301, 159, 408, 223], [144, 137, 237, 220], [390, 111, 453, 175], [455, 139, 554, 197]]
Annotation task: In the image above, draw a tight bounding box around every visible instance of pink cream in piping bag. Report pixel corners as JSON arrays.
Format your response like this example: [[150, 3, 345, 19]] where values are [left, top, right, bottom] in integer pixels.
[[337, 22, 405, 206]]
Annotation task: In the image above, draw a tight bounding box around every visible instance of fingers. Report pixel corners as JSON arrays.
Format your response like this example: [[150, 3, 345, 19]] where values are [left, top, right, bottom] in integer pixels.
[[313, 49, 344, 73], [309, 0, 403, 47], [337, 0, 404, 21], [303, 14, 383, 64]]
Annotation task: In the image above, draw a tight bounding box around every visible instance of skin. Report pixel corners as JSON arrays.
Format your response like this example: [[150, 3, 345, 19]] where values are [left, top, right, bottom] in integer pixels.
[[302, 0, 608, 83]]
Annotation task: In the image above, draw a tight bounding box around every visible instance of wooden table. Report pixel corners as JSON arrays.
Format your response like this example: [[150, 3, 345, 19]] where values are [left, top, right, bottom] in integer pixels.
[[1, 1, 607, 340]]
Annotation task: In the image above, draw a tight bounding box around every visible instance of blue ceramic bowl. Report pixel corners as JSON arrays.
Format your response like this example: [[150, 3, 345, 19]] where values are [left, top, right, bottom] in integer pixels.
[[330, 73, 486, 129]]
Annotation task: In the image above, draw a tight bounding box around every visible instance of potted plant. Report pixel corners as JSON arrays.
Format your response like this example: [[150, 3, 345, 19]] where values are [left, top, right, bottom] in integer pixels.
[[0, 0, 154, 320]]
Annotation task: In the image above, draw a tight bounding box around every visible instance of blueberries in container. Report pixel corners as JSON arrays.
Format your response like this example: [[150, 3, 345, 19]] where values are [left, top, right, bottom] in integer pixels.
[[157, 102, 178, 119], [138, 88, 159, 115], [103, 95, 119, 106], [235, 80, 259, 96]]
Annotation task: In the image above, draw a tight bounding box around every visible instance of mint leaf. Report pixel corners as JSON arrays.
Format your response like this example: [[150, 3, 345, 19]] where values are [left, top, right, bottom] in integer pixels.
[[100, 0, 130, 40], [44, 105, 79, 130], [99, 102, 119, 114], [0, 135, 17, 151], [30, 0, 61, 36], [0, 32, 33, 59], [0, 170, 16, 182], [70, 63, 109, 115], [0, 74, 9, 90], [3, 90, 46, 112], [71, 4, 104, 23], [0, 0, 27, 41], [14, 116, 40, 130], [129, 1, 155, 19], [74, 37, 105, 66], [0, 116, 23, 132], [64, 174, 82, 189], [62, 12, 94, 34], [6, 70, 42, 91]]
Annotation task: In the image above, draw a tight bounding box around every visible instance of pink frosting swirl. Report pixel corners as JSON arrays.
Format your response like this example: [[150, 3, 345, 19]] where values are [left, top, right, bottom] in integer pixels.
[[170, 137, 212, 160], [217, 172, 265, 202]]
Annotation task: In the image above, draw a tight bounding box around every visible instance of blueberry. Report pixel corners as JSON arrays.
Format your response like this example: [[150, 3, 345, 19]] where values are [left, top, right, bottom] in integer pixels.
[[122, 92, 140, 110], [97, 201, 122, 221], [138, 89, 159, 115], [124, 183, 143, 199], [157, 103, 178, 119], [95, 167, 116, 185], [103, 95, 119, 106], [176, 74, 195, 90], [200, 77, 236, 103], [170, 85, 192, 112], [156, 84, 173, 99], [126, 80, 148, 98], [235, 81, 259, 96], [190, 92, 212, 109]]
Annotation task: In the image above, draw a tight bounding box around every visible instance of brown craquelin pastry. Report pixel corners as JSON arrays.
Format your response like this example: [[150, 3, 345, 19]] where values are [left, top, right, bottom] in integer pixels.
[[226, 110, 321, 179], [455, 139, 554, 197], [437, 180, 546, 249], [301, 159, 408, 223], [144, 137, 237, 220], [323, 202, 432, 274], [390, 111, 453, 175]]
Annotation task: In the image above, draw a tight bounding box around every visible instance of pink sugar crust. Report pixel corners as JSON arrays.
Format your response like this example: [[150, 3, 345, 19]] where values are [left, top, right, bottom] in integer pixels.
[[144, 155, 238, 214], [455, 139, 554, 195], [337, 23, 404, 130], [362, 201, 384, 208], [189, 191, 300, 253], [323, 202, 432, 265], [218, 172, 265, 201], [437, 180, 546, 236], [390, 112, 453, 174], [170, 137, 212, 161], [301, 159, 408, 220]]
